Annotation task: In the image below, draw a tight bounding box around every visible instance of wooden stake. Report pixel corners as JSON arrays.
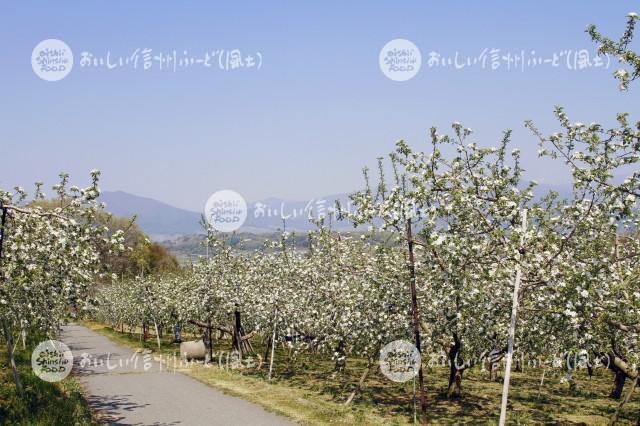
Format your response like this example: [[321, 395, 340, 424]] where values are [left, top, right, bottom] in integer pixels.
[[499, 209, 527, 426], [268, 308, 278, 381]]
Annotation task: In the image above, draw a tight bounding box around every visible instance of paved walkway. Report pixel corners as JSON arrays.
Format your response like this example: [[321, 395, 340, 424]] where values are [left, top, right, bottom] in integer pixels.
[[60, 324, 292, 426]]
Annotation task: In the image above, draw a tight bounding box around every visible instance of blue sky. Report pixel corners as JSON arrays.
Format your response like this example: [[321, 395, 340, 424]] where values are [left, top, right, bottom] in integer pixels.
[[1, 1, 639, 211]]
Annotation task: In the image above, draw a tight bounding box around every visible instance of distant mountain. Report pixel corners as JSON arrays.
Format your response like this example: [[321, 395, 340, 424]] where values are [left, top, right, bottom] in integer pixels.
[[100, 183, 573, 240], [99, 191, 357, 239], [100, 191, 203, 238]]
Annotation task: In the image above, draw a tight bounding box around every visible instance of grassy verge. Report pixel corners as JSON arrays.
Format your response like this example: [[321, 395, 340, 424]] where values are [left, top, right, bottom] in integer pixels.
[[0, 332, 95, 425], [83, 321, 640, 425], [83, 321, 407, 425]]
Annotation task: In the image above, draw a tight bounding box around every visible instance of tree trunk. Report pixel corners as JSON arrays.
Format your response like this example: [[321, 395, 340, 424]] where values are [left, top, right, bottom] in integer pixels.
[[2, 319, 23, 397], [612, 371, 627, 399], [20, 323, 26, 350], [232, 306, 252, 356], [485, 360, 493, 380], [334, 340, 346, 373], [447, 365, 463, 398], [610, 376, 638, 425], [232, 308, 240, 353], [173, 322, 182, 343], [447, 334, 463, 398], [515, 356, 523, 373], [607, 337, 631, 400], [205, 319, 213, 364], [490, 361, 499, 381], [263, 333, 272, 368], [405, 219, 427, 417]]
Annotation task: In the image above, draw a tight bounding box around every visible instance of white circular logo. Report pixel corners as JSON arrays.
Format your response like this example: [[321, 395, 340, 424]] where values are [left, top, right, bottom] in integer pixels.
[[379, 339, 421, 382], [31, 340, 74, 382], [379, 39, 421, 82], [204, 190, 247, 232], [31, 39, 74, 81]]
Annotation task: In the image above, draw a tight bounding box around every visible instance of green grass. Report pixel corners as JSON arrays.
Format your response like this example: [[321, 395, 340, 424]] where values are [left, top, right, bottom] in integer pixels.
[[84, 321, 640, 425], [0, 332, 95, 425]]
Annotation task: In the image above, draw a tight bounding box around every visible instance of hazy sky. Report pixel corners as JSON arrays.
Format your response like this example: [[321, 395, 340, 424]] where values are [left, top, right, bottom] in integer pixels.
[[1, 1, 639, 211]]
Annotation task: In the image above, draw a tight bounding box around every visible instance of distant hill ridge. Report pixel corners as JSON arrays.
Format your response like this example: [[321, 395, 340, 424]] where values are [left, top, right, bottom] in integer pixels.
[[100, 191, 203, 237], [100, 184, 570, 240], [99, 190, 357, 239]]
